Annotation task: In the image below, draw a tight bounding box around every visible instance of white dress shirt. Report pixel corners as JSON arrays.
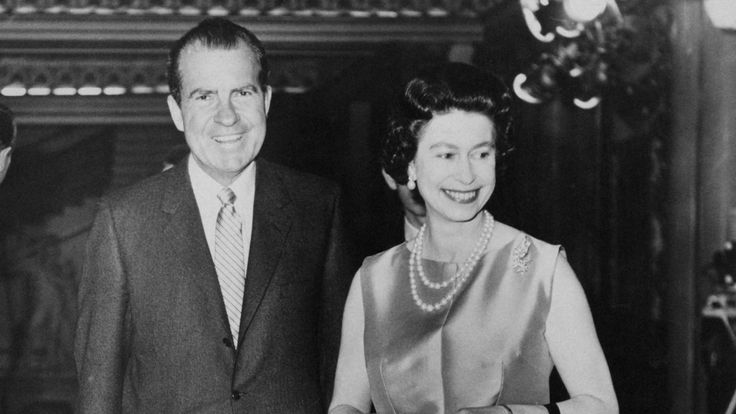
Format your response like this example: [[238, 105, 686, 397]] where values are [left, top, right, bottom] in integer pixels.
[[188, 155, 256, 279]]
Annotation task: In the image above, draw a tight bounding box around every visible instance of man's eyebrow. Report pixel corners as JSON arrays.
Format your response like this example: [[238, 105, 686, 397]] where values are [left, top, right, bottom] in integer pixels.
[[186, 88, 212, 99], [235, 84, 260, 92]]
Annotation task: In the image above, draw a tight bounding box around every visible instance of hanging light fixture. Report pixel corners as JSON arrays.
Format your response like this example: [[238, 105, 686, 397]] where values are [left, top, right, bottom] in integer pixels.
[[704, 0, 736, 30], [514, 0, 622, 109], [563, 0, 607, 22], [513, 54, 561, 104]]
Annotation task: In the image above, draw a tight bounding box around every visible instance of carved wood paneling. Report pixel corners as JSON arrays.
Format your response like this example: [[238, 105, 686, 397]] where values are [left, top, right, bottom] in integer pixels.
[[0, 15, 485, 123], [0, 15, 485, 45]]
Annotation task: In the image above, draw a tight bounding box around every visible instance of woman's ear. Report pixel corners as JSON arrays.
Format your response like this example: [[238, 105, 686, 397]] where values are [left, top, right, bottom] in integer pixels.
[[406, 163, 417, 190], [407, 163, 417, 182]]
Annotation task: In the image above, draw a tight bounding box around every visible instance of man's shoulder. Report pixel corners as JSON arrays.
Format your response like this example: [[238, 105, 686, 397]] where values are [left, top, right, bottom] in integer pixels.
[[101, 168, 179, 212]]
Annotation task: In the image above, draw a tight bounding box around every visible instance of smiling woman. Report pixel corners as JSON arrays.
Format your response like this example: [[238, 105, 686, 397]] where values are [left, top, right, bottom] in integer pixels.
[[329, 62, 619, 414], [409, 110, 496, 226]]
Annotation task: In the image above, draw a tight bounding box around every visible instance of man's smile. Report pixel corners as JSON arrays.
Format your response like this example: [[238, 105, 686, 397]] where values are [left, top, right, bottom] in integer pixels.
[[213, 134, 243, 144]]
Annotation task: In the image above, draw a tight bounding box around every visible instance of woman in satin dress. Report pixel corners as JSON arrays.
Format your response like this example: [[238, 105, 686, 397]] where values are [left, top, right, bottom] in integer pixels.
[[329, 62, 618, 414]]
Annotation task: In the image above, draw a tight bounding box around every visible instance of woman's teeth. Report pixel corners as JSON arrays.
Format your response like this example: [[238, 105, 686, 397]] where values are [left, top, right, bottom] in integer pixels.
[[444, 189, 477, 202]]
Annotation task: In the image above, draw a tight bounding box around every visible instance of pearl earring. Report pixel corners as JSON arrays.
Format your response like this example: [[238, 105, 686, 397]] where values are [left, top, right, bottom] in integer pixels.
[[407, 168, 417, 190]]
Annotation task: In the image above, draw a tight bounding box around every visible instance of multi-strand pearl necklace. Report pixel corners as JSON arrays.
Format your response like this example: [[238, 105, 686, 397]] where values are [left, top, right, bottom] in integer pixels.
[[409, 210, 495, 312]]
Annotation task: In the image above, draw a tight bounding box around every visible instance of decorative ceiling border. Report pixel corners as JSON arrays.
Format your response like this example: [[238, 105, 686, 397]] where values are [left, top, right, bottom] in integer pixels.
[[0, 13, 489, 123], [0, 15, 485, 47], [0, 0, 507, 21]]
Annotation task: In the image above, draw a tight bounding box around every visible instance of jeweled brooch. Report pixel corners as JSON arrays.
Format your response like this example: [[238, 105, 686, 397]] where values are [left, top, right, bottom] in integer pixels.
[[512, 235, 532, 274]]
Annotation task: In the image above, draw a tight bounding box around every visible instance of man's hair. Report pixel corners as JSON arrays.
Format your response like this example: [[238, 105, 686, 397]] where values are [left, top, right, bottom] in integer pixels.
[[166, 17, 269, 104], [0, 103, 16, 149]]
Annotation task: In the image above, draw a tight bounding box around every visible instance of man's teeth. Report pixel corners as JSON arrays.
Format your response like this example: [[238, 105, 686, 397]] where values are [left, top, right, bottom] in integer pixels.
[[214, 135, 241, 143], [445, 190, 476, 201]]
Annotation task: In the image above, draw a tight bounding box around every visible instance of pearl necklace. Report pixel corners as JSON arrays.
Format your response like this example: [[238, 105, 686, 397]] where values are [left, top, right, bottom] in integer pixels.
[[409, 211, 495, 312]]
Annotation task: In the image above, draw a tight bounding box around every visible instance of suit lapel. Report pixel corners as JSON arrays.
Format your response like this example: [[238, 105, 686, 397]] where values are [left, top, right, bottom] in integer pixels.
[[161, 163, 232, 340], [238, 161, 293, 346]]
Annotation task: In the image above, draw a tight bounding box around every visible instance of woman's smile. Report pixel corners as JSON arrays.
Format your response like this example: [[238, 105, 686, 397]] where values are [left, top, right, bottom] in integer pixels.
[[442, 189, 479, 203]]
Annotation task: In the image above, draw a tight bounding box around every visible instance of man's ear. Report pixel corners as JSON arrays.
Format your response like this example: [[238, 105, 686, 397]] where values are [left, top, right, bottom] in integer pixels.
[[264, 85, 272, 115], [167, 95, 184, 132], [381, 169, 398, 190]]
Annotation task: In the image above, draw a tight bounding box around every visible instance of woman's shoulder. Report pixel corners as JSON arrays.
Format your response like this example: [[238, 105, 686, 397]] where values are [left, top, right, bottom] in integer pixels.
[[491, 221, 563, 276], [360, 242, 409, 270], [492, 220, 560, 251]]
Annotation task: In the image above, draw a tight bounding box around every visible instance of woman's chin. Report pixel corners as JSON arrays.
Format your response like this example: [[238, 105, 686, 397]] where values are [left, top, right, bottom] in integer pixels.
[[429, 207, 486, 224]]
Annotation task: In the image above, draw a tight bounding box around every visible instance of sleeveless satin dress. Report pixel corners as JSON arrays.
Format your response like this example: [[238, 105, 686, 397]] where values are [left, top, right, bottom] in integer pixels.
[[359, 222, 562, 414]]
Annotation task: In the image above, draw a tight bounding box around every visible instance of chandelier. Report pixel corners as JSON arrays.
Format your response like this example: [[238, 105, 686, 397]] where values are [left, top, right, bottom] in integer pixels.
[[513, 0, 623, 109]]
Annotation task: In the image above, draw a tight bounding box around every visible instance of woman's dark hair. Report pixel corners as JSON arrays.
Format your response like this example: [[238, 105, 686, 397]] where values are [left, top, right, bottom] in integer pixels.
[[381, 62, 513, 184], [167, 17, 269, 104]]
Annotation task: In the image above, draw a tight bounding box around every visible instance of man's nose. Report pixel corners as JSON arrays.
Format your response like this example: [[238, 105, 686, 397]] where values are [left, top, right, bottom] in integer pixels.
[[214, 99, 238, 126]]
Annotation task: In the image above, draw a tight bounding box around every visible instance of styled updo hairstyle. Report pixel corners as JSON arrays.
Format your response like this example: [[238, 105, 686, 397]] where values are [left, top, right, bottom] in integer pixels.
[[380, 62, 513, 185]]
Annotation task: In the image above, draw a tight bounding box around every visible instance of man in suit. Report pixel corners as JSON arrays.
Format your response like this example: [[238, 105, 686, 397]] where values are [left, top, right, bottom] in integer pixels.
[[0, 103, 15, 186], [75, 17, 356, 413]]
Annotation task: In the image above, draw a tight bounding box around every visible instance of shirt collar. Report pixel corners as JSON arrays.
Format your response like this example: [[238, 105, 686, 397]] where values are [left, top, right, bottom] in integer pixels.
[[188, 155, 256, 206]]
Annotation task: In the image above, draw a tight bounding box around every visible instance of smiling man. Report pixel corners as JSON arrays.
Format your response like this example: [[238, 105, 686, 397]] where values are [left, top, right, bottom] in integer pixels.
[[75, 18, 357, 414]]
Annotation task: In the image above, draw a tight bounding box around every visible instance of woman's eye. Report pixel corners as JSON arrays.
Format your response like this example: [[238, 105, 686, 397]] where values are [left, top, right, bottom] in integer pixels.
[[438, 153, 455, 159], [472, 149, 494, 160]]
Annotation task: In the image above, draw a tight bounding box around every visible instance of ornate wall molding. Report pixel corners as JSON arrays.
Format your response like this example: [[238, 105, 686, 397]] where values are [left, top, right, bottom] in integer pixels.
[[0, 14, 487, 123], [0, 15, 485, 45], [0, 0, 506, 20], [0, 54, 355, 96], [1, 53, 362, 124]]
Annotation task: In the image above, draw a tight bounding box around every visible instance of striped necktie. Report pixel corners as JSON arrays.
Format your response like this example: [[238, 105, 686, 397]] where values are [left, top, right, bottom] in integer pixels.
[[214, 187, 246, 347]]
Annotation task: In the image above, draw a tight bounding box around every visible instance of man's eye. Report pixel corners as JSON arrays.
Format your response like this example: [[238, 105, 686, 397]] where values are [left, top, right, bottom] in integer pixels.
[[195, 94, 211, 101], [238, 89, 254, 97], [438, 153, 455, 159]]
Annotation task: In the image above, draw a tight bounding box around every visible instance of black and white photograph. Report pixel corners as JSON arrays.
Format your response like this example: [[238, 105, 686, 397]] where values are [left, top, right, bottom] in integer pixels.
[[0, 0, 734, 413]]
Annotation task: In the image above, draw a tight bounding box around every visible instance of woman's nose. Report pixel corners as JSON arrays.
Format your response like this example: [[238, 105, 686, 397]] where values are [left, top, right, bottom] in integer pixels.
[[214, 99, 238, 125], [455, 158, 475, 184]]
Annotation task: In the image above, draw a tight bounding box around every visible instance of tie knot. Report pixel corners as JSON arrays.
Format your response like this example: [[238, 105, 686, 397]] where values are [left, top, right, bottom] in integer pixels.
[[217, 188, 236, 206]]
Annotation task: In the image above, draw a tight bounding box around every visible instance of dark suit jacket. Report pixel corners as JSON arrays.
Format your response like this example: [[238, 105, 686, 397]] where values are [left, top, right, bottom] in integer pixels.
[[75, 159, 357, 414]]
